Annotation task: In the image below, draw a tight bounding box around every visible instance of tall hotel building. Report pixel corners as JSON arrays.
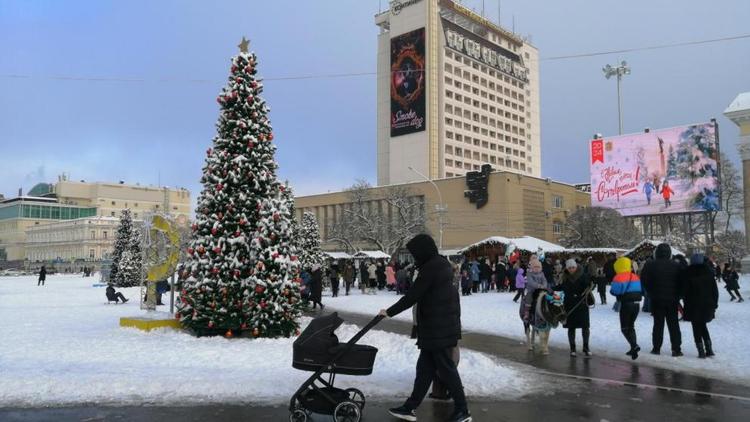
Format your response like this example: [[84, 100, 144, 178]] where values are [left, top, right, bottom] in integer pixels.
[[376, 0, 540, 185]]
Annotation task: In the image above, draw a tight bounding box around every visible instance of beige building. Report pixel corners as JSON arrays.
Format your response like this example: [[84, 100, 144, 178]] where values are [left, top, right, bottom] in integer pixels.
[[25, 216, 120, 263], [295, 171, 589, 252], [376, 0, 540, 186], [724, 92, 750, 267], [0, 179, 191, 263]]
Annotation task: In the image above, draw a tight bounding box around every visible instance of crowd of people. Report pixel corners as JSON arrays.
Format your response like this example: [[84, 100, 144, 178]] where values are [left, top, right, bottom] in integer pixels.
[[301, 243, 743, 363]]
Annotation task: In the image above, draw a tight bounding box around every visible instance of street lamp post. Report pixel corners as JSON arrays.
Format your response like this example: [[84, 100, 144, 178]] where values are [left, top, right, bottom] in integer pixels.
[[408, 166, 445, 250], [603, 61, 631, 135]]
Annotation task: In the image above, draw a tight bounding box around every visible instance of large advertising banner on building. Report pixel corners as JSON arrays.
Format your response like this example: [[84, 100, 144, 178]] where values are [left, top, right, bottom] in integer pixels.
[[390, 28, 426, 137], [590, 122, 720, 216]]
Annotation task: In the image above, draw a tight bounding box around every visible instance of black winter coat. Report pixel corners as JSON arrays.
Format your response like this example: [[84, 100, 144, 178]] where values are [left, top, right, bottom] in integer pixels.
[[38, 267, 47, 281], [479, 262, 492, 280], [722, 270, 740, 290], [387, 234, 461, 350], [495, 263, 507, 284], [681, 264, 718, 323], [604, 258, 616, 282], [556, 267, 591, 329], [310, 269, 323, 302], [640, 244, 681, 306]]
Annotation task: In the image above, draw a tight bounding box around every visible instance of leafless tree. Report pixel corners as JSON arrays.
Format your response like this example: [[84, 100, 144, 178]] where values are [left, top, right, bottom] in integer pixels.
[[561, 206, 640, 248], [326, 180, 426, 255], [714, 230, 747, 264], [713, 153, 744, 233]]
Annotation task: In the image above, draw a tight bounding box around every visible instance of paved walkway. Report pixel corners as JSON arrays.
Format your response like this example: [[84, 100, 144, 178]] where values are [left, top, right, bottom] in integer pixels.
[[327, 309, 750, 402]]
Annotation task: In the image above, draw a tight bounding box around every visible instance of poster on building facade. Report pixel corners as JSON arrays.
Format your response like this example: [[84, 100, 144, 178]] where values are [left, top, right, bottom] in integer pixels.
[[390, 27, 426, 137], [589, 122, 720, 216]]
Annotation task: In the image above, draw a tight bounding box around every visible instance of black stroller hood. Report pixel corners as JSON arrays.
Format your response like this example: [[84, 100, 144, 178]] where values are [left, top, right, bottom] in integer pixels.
[[295, 312, 344, 348]]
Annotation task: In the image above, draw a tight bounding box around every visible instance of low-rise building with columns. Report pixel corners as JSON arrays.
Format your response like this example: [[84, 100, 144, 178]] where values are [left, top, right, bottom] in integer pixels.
[[723, 92, 750, 268]]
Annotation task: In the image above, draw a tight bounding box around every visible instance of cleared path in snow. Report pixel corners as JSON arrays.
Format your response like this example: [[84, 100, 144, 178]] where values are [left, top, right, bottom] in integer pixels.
[[324, 308, 750, 403]]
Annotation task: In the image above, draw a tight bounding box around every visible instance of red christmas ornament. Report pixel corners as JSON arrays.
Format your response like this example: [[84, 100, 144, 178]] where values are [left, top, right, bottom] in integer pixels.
[[245, 66, 253, 73], [272, 251, 279, 259], [258, 134, 265, 141], [187, 247, 194, 255], [213, 247, 222, 254], [216, 183, 224, 191], [231, 65, 237, 72], [247, 141, 254, 150], [225, 330, 233, 338], [252, 327, 260, 337], [268, 133, 274, 141], [273, 213, 280, 222], [280, 185, 286, 192], [211, 267, 219, 274], [251, 81, 257, 88], [290, 255, 298, 261], [234, 269, 241, 278], [255, 285, 265, 294], [211, 228, 218, 235], [241, 323, 247, 330], [235, 230, 241, 237], [246, 95, 253, 103], [260, 301, 267, 309], [239, 219, 246, 226], [216, 96, 224, 104], [235, 77, 242, 83], [295, 329, 300, 336], [191, 224, 198, 232], [197, 246, 206, 255], [206, 148, 212, 155], [208, 321, 214, 328]]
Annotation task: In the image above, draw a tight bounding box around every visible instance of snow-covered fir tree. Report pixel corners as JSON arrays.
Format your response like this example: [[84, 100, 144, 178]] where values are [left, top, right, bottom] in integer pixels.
[[298, 211, 327, 271], [110, 209, 143, 287], [177, 40, 302, 338]]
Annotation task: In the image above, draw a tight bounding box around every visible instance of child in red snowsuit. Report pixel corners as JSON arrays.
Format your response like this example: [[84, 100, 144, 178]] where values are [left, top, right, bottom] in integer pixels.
[[662, 181, 674, 208]]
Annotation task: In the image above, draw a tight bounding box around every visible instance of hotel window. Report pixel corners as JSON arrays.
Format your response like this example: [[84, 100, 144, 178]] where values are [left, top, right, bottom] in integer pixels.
[[553, 195, 564, 209], [445, 159, 454, 167], [111, 211, 116, 217], [91, 231, 96, 240], [446, 131, 454, 139], [103, 231, 108, 239], [90, 249, 95, 259], [445, 118, 453, 126], [446, 172, 454, 177], [473, 164, 480, 170], [553, 220, 563, 235], [446, 90, 453, 99]]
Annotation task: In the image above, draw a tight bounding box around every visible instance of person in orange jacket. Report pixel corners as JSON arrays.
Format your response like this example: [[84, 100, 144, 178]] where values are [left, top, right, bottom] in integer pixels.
[[662, 180, 674, 208]]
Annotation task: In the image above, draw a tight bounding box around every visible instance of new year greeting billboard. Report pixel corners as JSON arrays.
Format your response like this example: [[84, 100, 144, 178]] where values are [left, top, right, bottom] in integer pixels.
[[589, 123, 720, 216]]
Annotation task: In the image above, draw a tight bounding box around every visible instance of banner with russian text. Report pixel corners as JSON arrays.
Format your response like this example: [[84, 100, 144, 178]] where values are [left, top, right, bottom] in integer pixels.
[[589, 123, 720, 216]]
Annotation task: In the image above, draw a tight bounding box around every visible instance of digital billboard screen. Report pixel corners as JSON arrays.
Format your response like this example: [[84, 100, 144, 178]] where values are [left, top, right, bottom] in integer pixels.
[[589, 122, 719, 216], [390, 27, 426, 137]]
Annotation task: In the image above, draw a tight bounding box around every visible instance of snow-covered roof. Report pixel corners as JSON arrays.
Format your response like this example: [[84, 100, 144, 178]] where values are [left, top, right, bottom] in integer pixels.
[[724, 92, 750, 115], [324, 252, 354, 260], [353, 250, 391, 259], [564, 248, 627, 255], [458, 236, 565, 254], [440, 249, 464, 257], [624, 240, 685, 258]]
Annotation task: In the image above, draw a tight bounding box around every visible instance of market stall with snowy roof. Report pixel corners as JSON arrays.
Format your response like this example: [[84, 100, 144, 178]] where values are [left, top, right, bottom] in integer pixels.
[[547, 247, 628, 262], [323, 251, 354, 260], [458, 236, 565, 262], [624, 240, 686, 260], [352, 251, 391, 260]]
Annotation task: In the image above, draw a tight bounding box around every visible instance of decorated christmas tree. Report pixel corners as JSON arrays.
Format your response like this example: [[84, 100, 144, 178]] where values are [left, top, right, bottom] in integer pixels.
[[298, 211, 327, 271], [110, 209, 143, 287], [177, 38, 303, 338]]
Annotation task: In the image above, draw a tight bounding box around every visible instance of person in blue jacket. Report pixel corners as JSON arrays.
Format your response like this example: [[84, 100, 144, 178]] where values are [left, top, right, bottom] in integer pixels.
[[610, 257, 643, 360], [643, 180, 655, 205]]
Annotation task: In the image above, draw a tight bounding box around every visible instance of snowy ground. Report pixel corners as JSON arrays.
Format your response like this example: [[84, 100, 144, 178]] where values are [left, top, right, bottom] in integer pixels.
[[326, 279, 750, 386], [0, 275, 549, 407]]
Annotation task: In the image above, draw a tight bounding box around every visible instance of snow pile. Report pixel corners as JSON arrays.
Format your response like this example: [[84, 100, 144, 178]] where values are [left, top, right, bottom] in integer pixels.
[[0, 275, 544, 407], [326, 278, 750, 385]]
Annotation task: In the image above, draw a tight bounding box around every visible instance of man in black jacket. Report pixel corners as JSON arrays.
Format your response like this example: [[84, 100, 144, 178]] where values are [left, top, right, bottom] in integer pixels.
[[640, 243, 683, 356], [380, 234, 471, 422]]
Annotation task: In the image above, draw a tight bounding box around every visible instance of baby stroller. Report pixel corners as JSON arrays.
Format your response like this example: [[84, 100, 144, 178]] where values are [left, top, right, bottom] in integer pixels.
[[289, 312, 383, 422]]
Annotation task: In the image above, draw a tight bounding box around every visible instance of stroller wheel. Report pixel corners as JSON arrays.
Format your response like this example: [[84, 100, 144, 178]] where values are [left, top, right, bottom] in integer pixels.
[[289, 409, 308, 422], [332, 401, 361, 422], [345, 388, 366, 409]]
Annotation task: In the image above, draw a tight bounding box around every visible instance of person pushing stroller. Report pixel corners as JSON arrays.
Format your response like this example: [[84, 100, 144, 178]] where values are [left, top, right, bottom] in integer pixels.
[[379, 234, 471, 422]]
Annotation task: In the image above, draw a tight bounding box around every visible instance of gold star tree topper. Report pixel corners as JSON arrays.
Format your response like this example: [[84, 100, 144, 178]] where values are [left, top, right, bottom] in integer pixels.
[[238, 37, 250, 53]]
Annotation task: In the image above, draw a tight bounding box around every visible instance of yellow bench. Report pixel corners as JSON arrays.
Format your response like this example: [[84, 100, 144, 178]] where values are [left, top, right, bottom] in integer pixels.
[[119, 316, 181, 332]]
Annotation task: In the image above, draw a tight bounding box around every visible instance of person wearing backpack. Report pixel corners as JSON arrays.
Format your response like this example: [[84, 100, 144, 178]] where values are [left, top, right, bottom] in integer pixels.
[[610, 257, 643, 360]]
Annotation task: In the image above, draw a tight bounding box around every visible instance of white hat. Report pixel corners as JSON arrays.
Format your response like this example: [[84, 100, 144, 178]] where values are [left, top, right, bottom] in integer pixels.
[[565, 259, 578, 269]]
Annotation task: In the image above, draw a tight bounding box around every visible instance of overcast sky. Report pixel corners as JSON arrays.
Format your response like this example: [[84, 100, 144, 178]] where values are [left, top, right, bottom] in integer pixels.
[[1, 0, 749, 209]]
